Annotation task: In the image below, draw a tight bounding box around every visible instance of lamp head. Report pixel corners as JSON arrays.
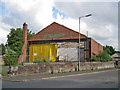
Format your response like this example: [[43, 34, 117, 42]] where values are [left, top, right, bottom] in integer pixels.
[[85, 14, 92, 17]]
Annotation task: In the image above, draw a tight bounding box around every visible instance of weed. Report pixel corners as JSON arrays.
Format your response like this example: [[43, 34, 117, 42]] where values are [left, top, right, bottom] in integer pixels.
[[51, 69, 54, 74], [75, 66, 77, 72], [43, 59, 46, 62], [91, 68, 94, 71], [1, 71, 8, 76]]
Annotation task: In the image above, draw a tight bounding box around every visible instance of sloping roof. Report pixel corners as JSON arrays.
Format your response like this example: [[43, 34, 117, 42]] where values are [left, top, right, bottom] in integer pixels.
[[28, 22, 88, 41], [111, 53, 120, 58]]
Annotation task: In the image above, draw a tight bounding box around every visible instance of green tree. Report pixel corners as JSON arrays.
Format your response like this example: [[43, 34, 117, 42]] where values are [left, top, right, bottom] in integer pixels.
[[6, 28, 34, 55], [4, 28, 34, 65], [91, 50, 112, 62], [4, 47, 18, 65], [103, 45, 116, 56], [0, 43, 5, 55]]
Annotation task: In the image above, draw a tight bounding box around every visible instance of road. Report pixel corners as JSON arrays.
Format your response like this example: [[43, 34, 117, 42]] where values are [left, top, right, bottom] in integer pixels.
[[2, 69, 118, 88]]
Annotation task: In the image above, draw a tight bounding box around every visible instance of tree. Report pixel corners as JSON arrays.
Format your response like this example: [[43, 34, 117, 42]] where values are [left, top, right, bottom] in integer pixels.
[[103, 45, 116, 56], [91, 50, 112, 62], [6, 28, 34, 55], [4, 47, 18, 65], [4, 28, 34, 65], [0, 43, 5, 55]]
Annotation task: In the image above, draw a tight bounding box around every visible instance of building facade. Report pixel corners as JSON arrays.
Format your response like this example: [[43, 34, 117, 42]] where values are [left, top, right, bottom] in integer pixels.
[[18, 22, 103, 63], [26, 22, 103, 62]]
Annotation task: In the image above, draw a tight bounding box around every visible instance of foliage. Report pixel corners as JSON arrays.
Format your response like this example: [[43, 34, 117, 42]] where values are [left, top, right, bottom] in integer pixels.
[[4, 28, 34, 65], [75, 66, 77, 72], [103, 45, 116, 56], [1, 71, 9, 76], [0, 43, 5, 55], [91, 50, 112, 62], [33, 58, 47, 63], [43, 59, 47, 62], [115, 51, 120, 53], [6, 28, 34, 56], [34, 59, 41, 63], [4, 47, 18, 66]]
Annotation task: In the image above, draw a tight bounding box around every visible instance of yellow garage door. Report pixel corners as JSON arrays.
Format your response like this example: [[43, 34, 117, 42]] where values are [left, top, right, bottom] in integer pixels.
[[29, 44, 58, 62]]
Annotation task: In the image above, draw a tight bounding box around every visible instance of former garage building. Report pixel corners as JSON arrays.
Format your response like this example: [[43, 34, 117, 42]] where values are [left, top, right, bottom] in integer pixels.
[[18, 22, 103, 63]]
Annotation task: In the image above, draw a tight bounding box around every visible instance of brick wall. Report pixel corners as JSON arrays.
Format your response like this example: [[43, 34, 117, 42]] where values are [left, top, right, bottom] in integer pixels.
[[18, 23, 27, 63], [91, 38, 103, 57]]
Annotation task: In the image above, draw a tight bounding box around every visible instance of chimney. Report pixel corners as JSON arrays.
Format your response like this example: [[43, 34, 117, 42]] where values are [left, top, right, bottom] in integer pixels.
[[23, 22, 27, 43], [18, 22, 28, 64]]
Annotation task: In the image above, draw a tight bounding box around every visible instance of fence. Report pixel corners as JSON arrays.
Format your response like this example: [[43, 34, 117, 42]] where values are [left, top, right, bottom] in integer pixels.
[[3, 54, 79, 66]]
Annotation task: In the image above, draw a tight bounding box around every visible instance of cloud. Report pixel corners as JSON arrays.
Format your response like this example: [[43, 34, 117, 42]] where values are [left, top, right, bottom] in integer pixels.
[[2, 0, 55, 32], [0, 22, 11, 44], [54, 2, 118, 50], [1, 0, 55, 44], [0, 1, 118, 50]]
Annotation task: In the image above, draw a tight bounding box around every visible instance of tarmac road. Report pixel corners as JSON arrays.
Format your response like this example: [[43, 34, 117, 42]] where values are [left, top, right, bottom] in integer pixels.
[[2, 69, 118, 88]]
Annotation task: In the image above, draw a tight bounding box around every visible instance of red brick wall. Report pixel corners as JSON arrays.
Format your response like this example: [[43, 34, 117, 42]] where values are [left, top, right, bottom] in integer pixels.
[[91, 38, 103, 57], [18, 23, 27, 63]]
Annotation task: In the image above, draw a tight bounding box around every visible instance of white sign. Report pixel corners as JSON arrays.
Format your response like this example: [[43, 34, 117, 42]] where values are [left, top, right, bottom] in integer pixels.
[[33, 53, 37, 56]]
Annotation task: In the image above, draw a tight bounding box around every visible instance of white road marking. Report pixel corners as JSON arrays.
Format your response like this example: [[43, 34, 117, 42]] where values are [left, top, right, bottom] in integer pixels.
[[10, 69, 117, 82], [41, 69, 117, 80]]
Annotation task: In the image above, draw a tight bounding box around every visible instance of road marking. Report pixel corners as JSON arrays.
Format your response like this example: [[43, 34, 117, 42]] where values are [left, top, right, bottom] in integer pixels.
[[41, 70, 115, 80], [10, 69, 117, 82], [41, 69, 117, 80]]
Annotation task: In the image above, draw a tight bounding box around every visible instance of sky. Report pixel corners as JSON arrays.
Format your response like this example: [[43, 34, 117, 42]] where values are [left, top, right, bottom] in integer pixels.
[[0, 0, 119, 50]]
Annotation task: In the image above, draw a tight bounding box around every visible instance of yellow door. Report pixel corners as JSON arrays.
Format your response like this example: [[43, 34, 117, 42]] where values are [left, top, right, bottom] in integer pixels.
[[29, 44, 58, 62]]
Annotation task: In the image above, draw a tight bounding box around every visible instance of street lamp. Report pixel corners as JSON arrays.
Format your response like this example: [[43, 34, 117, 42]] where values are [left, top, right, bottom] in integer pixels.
[[78, 14, 92, 71]]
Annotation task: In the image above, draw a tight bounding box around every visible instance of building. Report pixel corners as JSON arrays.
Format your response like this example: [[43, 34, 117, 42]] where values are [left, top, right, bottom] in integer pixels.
[[111, 52, 120, 61], [18, 22, 103, 63]]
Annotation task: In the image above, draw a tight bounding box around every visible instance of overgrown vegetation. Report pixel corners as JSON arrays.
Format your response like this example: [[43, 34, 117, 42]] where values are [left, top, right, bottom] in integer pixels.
[[103, 45, 116, 56], [0, 44, 5, 55], [91, 51, 112, 62], [3, 28, 34, 66], [4, 47, 18, 65], [90, 45, 119, 62], [33, 58, 47, 63], [75, 66, 77, 72], [1, 71, 9, 76]]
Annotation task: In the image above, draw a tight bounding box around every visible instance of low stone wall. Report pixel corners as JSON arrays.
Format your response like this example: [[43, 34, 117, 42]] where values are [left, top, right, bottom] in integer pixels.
[[9, 62, 114, 76]]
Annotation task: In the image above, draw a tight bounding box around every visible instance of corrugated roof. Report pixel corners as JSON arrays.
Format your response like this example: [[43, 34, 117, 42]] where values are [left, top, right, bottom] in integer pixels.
[[28, 22, 88, 41]]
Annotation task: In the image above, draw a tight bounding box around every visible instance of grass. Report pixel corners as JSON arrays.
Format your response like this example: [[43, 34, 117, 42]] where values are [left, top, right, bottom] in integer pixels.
[[1, 71, 8, 76]]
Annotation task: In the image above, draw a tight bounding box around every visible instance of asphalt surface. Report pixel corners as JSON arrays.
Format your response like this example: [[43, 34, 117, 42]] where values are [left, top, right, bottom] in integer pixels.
[[2, 68, 118, 88]]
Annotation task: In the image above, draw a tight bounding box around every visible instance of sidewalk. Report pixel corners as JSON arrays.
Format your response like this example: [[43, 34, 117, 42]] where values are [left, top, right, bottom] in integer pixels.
[[2, 68, 116, 82]]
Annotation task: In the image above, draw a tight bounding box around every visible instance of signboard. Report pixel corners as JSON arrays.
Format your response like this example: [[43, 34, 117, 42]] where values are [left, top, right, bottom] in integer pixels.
[[33, 53, 37, 56], [44, 34, 64, 38]]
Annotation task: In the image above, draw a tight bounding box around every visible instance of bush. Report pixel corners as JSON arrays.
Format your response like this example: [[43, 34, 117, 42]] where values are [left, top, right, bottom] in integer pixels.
[[34, 59, 41, 63], [43, 59, 46, 62], [91, 51, 112, 62], [4, 48, 18, 66]]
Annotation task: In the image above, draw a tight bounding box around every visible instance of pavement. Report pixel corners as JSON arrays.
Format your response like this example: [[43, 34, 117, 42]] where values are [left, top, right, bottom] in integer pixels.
[[2, 68, 118, 82]]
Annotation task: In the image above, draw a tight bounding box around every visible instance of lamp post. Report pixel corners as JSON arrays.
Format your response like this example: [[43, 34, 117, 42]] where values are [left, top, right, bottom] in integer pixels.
[[78, 14, 92, 71]]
